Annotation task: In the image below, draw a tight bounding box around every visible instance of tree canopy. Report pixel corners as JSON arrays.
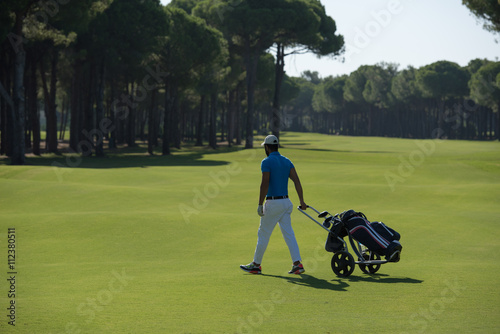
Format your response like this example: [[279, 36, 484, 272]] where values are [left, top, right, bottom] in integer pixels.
[[0, 0, 498, 165], [462, 0, 500, 34]]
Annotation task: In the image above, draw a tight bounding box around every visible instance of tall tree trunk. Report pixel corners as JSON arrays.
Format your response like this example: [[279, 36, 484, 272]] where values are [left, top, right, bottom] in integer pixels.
[[0, 80, 13, 156], [40, 50, 59, 154], [0, 80, 6, 155], [151, 89, 159, 147], [28, 51, 40, 155], [59, 96, 69, 141], [489, 107, 493, 140], [173, 87, 181, 149], [244, 43, 259, 149], [24, 60, 31, 150], [95, 59, 105, 157], [127, 81, 136, 147], [138, 109, 146, 141], [108, 79, 117, 149], [227, 90, 234, 147], [496, 108, 499, 140], [272, 43, 285, 140], [195, 95, 205, 146], [48, 50, 58, 153], [10, 12, 26, 165], [82, 62, 95, 155], [0, 46, 6, 156], [58, 99, 65, 140], [366, 106, 372, 136], [220, 98, 225, 143], [162, 82, 171, 155], [148, 88, 157, 155], [209, 92, 217, 149], [235, 82, 242, 145], [69, 60, 81, 152]]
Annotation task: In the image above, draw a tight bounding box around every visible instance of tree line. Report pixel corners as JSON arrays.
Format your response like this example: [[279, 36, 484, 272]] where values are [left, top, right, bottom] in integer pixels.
[[0, 0, 498, 165], [285, 59, 500, 140], [0, 0, 344, 164]]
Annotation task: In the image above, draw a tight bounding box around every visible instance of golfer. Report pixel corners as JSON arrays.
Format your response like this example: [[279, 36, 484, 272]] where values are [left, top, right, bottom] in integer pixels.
[[240, 135, 307, 275]]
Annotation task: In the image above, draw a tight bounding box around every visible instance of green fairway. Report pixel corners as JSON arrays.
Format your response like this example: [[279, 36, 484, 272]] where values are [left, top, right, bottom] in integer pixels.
[[1, 133, 499, 333]]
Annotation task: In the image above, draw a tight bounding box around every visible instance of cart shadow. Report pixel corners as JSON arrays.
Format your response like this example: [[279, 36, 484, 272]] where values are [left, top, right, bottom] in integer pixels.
[[261, 274, 350, 292], [261, 273, 423, 291], [342, 273, 424, 284]]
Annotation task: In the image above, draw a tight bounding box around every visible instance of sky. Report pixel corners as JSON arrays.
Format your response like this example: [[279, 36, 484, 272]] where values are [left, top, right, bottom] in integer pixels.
[[160, 0, 499, 78]]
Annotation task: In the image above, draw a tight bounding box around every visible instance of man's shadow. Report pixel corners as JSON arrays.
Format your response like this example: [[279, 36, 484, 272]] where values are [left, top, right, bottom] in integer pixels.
[[261, 273, 423, 291], [261, 274, 350, 291]]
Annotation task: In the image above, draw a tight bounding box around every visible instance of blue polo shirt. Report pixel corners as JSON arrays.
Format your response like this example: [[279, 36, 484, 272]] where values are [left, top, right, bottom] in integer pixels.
[[261, 152, 294, 197]]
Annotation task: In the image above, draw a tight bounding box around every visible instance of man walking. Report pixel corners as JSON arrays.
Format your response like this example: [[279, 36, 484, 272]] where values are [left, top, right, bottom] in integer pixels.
[[240, 135, 307, 275]]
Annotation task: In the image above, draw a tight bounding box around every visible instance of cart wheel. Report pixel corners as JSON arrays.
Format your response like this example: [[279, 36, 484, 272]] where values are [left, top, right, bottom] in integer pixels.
[[331, 251, 355, 277], [358, 250, 381, 274]]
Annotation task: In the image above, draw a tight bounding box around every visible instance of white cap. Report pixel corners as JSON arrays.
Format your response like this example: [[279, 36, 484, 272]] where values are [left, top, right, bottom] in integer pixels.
[[261, 135, 279, 146]]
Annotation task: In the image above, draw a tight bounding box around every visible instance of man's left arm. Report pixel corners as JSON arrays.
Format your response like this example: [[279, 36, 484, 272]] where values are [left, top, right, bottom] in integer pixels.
[[259, 172, 270, 206], [289, 168, 307, 210]]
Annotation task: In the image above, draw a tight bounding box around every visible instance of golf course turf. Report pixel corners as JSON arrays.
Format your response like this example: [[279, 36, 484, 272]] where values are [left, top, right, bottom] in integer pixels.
[[1, 132, 499, 333]]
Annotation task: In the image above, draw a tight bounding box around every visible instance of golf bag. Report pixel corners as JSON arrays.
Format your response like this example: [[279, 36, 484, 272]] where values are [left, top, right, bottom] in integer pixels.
[[325, 220, 347, 252], [340, 210, 401, 256]]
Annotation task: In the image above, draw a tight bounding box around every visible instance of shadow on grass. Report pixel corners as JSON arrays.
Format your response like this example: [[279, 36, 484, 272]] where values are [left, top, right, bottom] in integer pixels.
[[278, 142, 394, 154], [343, 273, 424, 284], [0, 144, 258, 169], [261, 274, 350, 292], [261, 273, 423, 292], [291, 147, 395, 154]]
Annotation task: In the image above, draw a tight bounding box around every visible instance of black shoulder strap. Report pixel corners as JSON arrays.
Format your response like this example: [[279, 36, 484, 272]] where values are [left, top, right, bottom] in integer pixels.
[[357, 212, 367, 220]]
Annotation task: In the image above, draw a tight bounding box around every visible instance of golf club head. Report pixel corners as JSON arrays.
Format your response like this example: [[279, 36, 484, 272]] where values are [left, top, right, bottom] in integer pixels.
[[318, 211, 330, 218]]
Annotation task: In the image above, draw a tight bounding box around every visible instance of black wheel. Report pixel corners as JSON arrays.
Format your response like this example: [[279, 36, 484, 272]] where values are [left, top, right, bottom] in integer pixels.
[[331, 251, 355, 277], [358, 250, 381, 274]]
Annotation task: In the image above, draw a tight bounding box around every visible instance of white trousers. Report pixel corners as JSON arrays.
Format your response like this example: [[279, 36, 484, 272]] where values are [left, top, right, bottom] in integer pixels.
[[253, 198, 301, 264]]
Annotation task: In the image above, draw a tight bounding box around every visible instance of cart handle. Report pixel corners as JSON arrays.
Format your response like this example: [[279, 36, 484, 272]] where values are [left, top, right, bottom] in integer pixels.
[[297, 206, 332, 233], [298, 205, 321, 215]]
